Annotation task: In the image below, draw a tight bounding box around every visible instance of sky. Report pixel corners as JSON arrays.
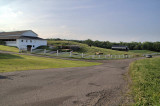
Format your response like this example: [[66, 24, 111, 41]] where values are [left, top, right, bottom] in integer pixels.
[[0, 0, 160, 42]]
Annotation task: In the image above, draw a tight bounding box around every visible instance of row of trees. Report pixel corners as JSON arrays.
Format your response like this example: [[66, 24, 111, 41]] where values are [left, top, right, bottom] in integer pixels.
[[47, 38, 160, 52], [76, 39, 160, 52]]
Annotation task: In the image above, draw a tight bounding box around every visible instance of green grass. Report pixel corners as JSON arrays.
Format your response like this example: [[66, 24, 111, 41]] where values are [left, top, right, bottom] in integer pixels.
[[129, 50, 158, 54], [0, 45, 19, 52], [0, 53, 101, 73], [48, 40, 136, 55], [130, 57, 160, 105]]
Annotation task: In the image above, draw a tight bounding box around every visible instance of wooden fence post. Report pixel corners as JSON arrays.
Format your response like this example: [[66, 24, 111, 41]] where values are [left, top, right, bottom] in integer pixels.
[[70, 52, 72, 57], [82, 53, 84, 58], [30, 47, 32, 53], [44, 49, 46, 55], [57, 50, 59, 56]]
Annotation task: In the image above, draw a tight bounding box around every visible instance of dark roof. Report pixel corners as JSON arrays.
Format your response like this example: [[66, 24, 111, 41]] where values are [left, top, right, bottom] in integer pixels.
[[112, 45, 128, 48], [0, 30, 45, 40], [0, 30, 31, 36], [0, 36, 44, 40]]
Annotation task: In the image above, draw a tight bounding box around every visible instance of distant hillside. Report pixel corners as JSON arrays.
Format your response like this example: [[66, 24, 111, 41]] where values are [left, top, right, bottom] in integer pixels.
[[0, 41, 157, 56], [47, 40, 137, 55]]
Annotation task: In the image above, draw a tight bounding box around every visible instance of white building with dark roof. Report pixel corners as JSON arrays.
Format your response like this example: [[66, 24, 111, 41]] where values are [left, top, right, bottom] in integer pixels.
[[0, 30, 47, 51], [112, 45, 129, 51]]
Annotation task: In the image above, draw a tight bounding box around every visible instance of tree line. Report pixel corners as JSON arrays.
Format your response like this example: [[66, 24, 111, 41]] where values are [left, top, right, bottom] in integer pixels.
[[81, 39, 160, 52], [47, 38, 160, 52]]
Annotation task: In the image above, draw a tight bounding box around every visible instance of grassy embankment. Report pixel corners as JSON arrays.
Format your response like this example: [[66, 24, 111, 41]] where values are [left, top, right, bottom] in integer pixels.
[[48, 40, 136, 55], [130, 57, 160, 105], [0, 53, 101, 73], [129, 50, 158, 54], [0, 45, 19, 52], [0, 42, 157, 56]]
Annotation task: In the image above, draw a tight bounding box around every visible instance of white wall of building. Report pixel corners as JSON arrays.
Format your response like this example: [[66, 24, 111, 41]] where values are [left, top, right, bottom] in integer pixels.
[[3, 30, 47, 50], [5, 41, 17, 47], [17, 39, 47, 50]]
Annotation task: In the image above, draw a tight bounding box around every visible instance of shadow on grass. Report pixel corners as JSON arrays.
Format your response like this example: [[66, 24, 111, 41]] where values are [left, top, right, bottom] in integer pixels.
[[0, 53, 24, 59]]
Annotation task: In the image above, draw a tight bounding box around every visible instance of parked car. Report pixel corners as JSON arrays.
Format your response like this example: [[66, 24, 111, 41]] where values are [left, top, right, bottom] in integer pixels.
[[146, 54, 152, 58]]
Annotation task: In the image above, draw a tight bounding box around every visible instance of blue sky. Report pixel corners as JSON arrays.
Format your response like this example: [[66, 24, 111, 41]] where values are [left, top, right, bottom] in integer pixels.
[[0, 0, 160, 42]]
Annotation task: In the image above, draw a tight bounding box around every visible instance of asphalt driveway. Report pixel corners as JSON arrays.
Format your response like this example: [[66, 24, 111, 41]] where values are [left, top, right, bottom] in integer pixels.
[[0, 58, 138, 106]]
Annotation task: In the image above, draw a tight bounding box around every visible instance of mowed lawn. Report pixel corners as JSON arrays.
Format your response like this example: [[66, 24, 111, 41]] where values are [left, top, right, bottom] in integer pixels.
[[130, 57, 160, 105], [0, 53, 101, 72]]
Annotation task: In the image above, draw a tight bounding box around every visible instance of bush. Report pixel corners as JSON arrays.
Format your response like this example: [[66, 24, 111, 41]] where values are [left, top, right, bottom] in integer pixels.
[[36, 46, 51, 50], [60, 49, 72, 52], [0, 40, 6, 45]]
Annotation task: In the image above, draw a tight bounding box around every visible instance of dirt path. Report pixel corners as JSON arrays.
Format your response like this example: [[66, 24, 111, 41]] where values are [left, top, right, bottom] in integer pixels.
[[0, 56, 142, 106]]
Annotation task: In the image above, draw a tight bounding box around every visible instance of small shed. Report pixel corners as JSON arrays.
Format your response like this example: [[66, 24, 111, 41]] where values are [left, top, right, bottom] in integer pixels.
[[112, 45, 129, 51]]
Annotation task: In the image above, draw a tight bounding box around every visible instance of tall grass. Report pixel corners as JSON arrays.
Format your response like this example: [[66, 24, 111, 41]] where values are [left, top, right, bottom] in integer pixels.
[[130, 57, 160, 105], [129, 50, 158, 54]]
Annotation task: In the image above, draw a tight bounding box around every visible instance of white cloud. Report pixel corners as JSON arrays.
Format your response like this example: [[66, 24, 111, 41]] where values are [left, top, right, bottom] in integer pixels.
[[0, 5, 24, 31], [0, 6, 23, 19]]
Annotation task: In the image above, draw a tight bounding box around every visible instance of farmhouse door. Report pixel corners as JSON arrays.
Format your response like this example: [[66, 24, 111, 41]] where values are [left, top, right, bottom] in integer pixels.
[[27, 45, 32, 51]]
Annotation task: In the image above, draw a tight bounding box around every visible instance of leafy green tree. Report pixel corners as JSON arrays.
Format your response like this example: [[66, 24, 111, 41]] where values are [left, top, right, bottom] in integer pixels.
[[84, 39, 93, 47]]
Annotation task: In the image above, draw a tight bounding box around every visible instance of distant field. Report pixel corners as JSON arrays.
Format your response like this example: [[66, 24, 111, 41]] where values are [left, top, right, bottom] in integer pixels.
[[48, 40, 136, 55], [130, 57, 160, 105], [0, 45, 19, 53], [0, 53, 101, 73], [129, 50, 158, 54]]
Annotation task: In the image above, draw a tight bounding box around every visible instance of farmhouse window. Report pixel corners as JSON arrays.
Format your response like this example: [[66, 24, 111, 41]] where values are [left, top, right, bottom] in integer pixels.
[[33, 45, 35, 47], [30, 40, 32, 43], [21, 40, 23, 42], [26, 40, 28, 42]]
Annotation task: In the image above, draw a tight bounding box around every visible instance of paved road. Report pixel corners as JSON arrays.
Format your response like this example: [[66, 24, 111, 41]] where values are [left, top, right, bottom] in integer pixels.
[[0, 58, 139, 106]]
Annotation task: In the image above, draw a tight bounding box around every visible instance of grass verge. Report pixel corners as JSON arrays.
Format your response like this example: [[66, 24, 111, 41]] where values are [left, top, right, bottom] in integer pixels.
[[130, 57, 160, 105], [0, 53, 101, 73], [129, 50, 158, 54]]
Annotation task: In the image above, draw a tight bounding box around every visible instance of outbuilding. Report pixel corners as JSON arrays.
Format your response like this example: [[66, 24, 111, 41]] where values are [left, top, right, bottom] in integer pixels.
[[111, 45, 129, 51], [0, 30, 47, 51]]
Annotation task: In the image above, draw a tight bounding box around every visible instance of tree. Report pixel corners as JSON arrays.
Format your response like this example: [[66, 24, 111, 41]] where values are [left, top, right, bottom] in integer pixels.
[[153, 42, 160, 52], [85, 39, 93, 47]]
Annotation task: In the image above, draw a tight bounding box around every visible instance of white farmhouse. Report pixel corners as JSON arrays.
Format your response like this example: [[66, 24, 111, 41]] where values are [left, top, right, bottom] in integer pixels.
[[0, 30, 47, 51]]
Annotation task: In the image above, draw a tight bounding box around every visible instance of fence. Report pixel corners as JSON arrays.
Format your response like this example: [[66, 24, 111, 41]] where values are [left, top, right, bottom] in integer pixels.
[[33, 49, 135, 60], [32, 49, 160, 59]]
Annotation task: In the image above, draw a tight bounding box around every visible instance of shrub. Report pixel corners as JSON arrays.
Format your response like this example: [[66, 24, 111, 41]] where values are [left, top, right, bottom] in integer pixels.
[[0, 40, 6, 45]]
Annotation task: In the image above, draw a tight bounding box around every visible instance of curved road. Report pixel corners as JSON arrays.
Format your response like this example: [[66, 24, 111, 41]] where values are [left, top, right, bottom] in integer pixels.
[[0, 58, 139, 106]]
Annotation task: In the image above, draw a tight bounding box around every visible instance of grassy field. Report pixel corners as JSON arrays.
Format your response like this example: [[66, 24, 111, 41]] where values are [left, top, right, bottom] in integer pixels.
[[129, 50, 158, 54], [0, 45, 19, 52], [0, 53, 101, 73], [48, 40, 136, 55], [130, 57, 160, 105]]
